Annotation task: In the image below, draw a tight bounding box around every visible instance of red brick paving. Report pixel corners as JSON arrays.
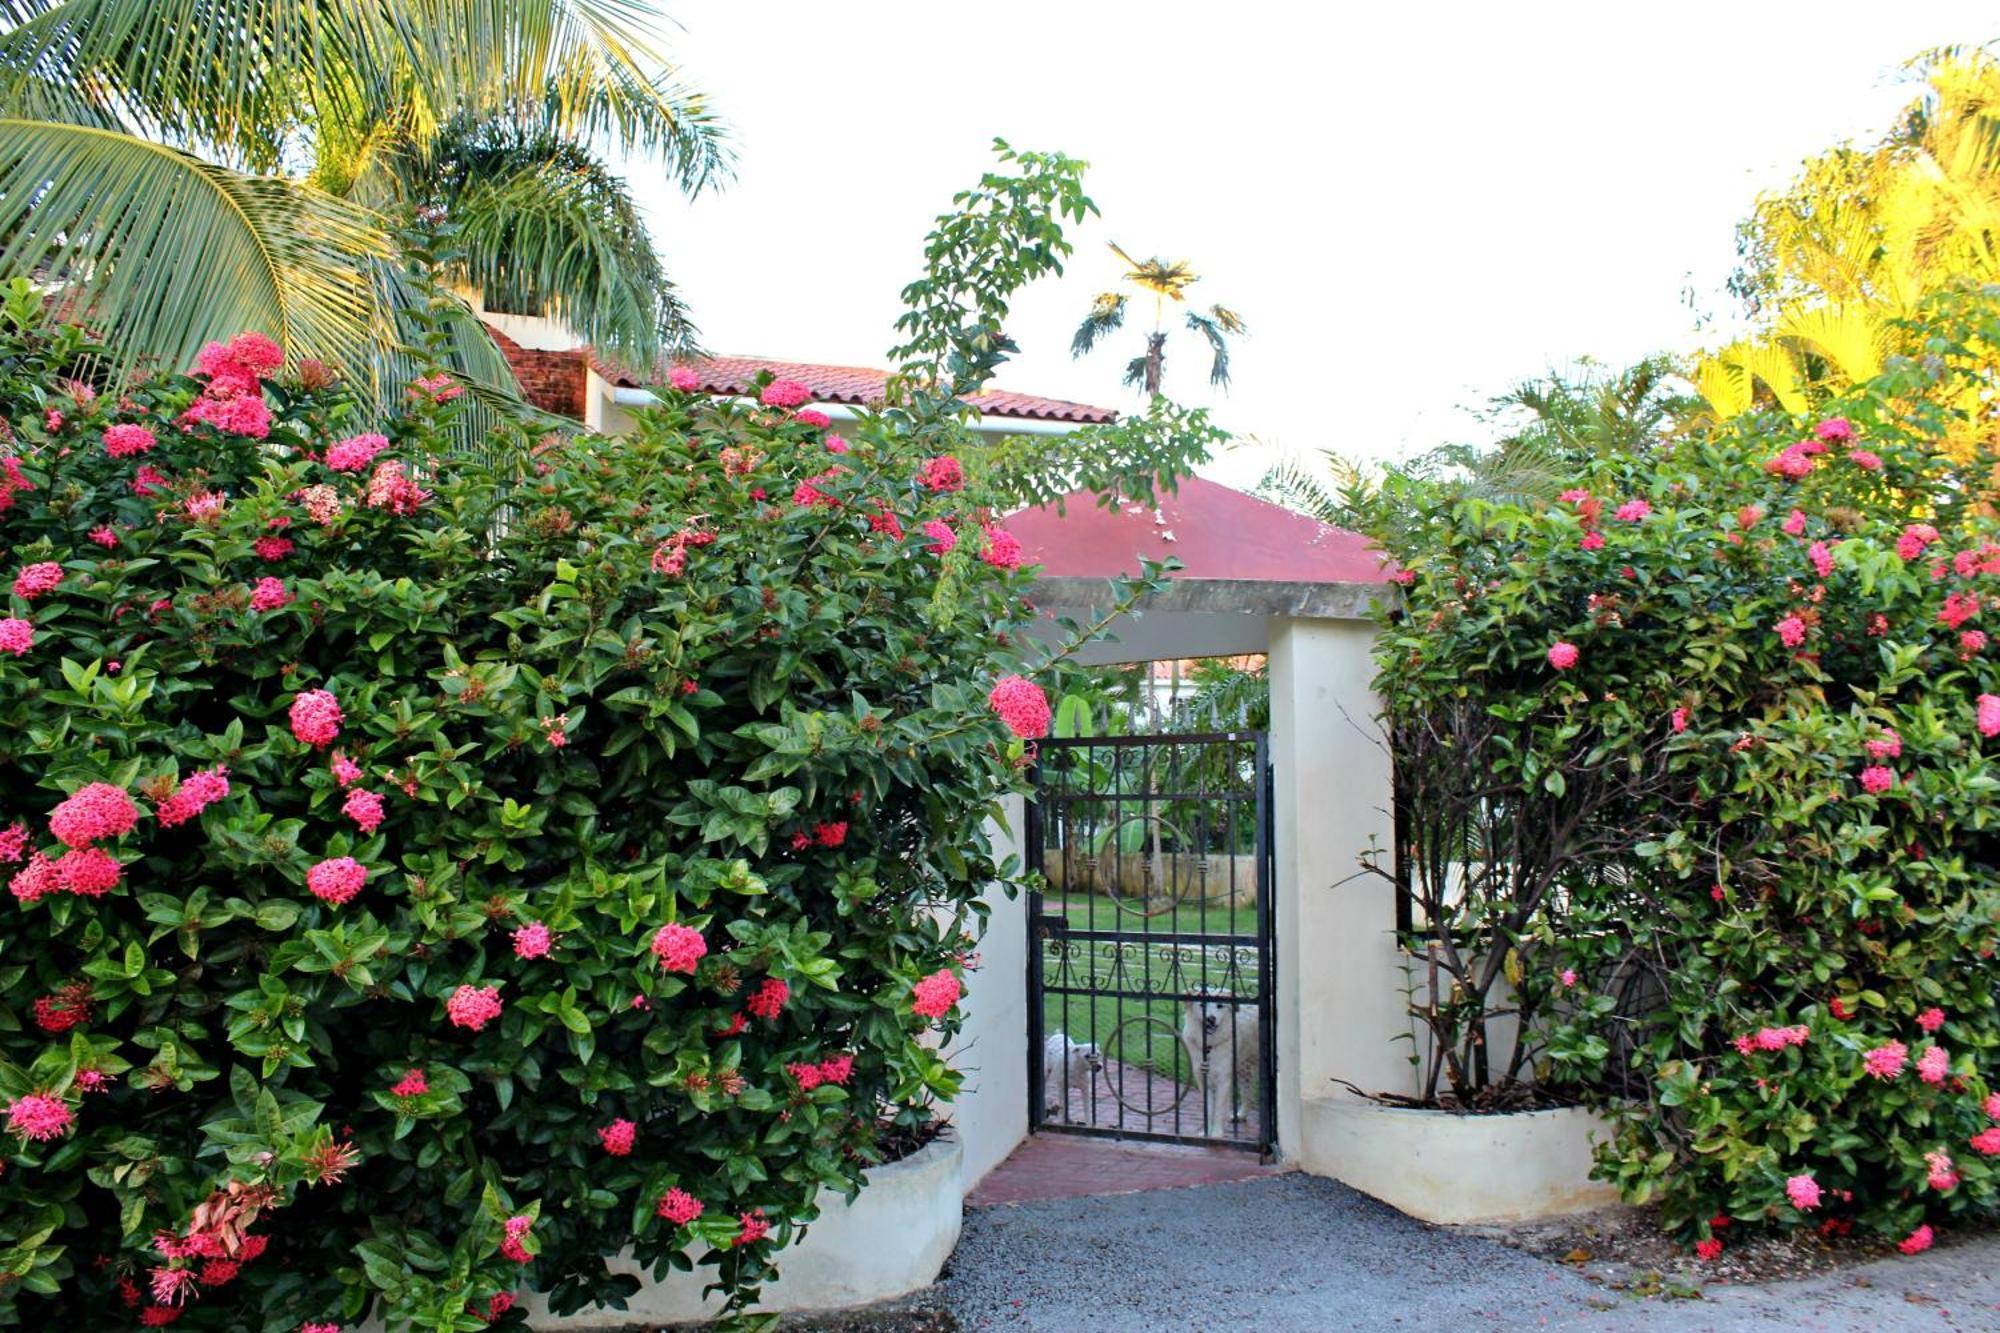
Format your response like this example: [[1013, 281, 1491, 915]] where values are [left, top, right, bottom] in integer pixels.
[[967, 1133, 1287, 1208]]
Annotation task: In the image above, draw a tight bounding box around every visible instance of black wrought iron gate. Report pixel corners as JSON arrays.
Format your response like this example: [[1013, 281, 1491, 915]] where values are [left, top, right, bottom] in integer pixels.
[[1026, 731, 1275, 1152]]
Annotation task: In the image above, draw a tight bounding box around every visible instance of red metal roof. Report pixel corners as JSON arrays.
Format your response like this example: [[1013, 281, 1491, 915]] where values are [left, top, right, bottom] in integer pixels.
[[592, 352, 1118, 424], [1005, 476, 1397, 584]]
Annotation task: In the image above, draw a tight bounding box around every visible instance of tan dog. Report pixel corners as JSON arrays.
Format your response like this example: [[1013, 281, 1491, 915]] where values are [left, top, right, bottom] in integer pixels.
[[1181, 988, 1258, 1134]]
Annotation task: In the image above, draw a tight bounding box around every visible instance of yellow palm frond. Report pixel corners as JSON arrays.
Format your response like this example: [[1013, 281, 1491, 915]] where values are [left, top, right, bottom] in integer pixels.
[[1777, 306, 1887, 384], [1693, 353, 1754, 420], [1106, 240, 1197, 301]]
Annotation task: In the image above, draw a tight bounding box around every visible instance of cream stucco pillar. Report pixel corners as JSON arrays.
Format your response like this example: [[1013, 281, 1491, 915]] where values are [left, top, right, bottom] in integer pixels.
[[940, 794, 1029, 1192], [1266, 617, 1409, 1170]]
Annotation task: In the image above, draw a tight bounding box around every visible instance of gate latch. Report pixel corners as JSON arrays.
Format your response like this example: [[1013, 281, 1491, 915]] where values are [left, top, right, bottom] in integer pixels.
[[1031, 912, 1070, 941]]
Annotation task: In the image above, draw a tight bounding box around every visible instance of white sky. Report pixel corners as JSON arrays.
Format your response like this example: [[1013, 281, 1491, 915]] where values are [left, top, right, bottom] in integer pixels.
[[628, 2, 1999, 491]]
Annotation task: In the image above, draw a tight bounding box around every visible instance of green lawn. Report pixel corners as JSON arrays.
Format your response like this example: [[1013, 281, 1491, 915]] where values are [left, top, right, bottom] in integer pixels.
[[1038, 892, 1261, 1088]]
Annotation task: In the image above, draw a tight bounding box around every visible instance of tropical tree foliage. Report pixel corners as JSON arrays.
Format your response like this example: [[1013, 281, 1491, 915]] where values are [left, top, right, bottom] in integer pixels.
[[1258, 355, 1693, 549], [1702, 44, 2000, 432], [0, 0, 725, 401], [1070, 242, 1246, 396]]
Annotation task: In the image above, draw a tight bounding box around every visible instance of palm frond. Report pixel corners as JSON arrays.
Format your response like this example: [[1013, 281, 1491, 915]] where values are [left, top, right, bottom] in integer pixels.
[[1184, 308, 1233, 387], [0, 117, 393, 379], [1069, 291, 1125, 357], [1106, 239, 1196, 300], [432, 124, 696, 365], [0, 1, 731, 190], [416, 0, 730, 190], [1121, 352, 1151, 389], [1255, 456, 1344, 524]]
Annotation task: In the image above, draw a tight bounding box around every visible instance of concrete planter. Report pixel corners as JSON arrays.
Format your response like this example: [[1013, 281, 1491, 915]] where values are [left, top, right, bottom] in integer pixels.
[[529, 1129, 964, 1328], [1293, 1097, 1618, 1224]]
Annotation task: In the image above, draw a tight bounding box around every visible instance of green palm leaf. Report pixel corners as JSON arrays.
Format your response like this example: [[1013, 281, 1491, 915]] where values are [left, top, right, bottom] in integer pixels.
[[0, 1, 730, 187], [0, 117, 393, 378], [435, 125, 696, 365], [1069, 291, 1125, 357]]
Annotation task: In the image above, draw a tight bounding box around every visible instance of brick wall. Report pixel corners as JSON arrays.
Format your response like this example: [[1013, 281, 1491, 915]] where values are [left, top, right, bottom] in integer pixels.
[[484, 323, 587, 419]]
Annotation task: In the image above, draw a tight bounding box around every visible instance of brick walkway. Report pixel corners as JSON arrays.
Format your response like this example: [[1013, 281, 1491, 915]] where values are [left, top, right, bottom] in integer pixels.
[[1044, 1056, 1258, 1145], [966, 1133, 1286, 1208]]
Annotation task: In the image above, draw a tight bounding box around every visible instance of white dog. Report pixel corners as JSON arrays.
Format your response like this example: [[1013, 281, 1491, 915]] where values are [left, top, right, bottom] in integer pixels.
[[1181, 989, 1259, 1135], [1042, 1031, 1103, 1119]]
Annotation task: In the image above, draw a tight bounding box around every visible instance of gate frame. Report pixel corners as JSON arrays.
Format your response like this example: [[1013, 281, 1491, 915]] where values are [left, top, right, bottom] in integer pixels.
[[1023, 729, 1278, 1156]]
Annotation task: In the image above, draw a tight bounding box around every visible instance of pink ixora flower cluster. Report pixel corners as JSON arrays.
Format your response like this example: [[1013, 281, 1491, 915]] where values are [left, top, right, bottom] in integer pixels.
[[1785, 1174, 1821, 1211], [1733, 1024, 1810, 1055], [499, 1215, 534, 1263], [911, 968, 962, 1019], [651, 922, 707, 973], [364, 460, 430, 515], [1916, 1044, 1951, 1085], [1859, 764, 1897, 794], [1862, 1040, 1909, 1080], [155, 767, 230, 828], [6, 1091, 74, 1141], [12, 560, 63, 600], [290, 688, 343, 748], [732, 1209, 770, 1247], [656, 1188, 703, 1225], [746, 977, 790, 1019], [307, 856, 367, 905], [598, 1119, 637, 1155], [184, 333, 281, 438], [250, 577, 293, 612], [325, 432, 391, 473], [103, 423, 156, 458], [921, 519, 956, 555], [295, 484, 342, 526], [49, 782, 140, 848], [342, 787, 384, 833], [1896, 523, 1941, 562], [667, 365, 701, 392], [988, 674, 1051, 739], [1613, 497, 1651, 522], [446, 984, 504, 1031], [918, 455, 965, 492], [0, 616, 32, 656], [1978, 694, 2000, 739], [1546, 640, 1580, 670], [511, 921, 552, 959], [979, 525, 1025, 570], [760, 378, 812, 408], [390, 1069, 428, 1098]]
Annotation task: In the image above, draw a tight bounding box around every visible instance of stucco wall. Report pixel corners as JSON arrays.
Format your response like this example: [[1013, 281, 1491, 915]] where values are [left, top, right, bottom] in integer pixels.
[[518, 1133, 964, 1328], [1267, 617, 1409, 1169], [943, 796, 1030, 1191]]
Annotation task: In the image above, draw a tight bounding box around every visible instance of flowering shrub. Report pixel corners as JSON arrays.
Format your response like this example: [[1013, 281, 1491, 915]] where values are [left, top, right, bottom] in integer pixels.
[[0, 288, 1097, 1329], [1374, 292, 2000, 1252]]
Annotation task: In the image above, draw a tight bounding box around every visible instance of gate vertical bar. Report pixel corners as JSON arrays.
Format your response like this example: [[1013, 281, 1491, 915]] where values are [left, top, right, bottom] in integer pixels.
[[1256, 733, 1278, 1156], [1024, 758, 1046, 1133]]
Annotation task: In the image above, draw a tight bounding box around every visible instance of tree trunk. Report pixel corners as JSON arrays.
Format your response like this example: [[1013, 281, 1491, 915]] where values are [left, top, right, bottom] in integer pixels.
[[1144, 332, 1166, 396]]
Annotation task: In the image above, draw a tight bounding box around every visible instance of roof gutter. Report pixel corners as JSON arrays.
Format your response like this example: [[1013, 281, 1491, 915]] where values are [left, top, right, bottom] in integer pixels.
[[607, 387, 1088, 437]]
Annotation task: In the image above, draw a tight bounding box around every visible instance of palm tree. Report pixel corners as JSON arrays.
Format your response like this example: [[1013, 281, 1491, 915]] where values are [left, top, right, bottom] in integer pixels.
[[1702, 44, 2000, 421], [1070, 242, 1245, 396], [1258, 355, 1695, 545], [0, 1, 726, 404]]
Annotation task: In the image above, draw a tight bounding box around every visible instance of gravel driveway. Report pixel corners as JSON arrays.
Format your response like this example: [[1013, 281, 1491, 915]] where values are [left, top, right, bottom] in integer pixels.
[[922, 1174, 2000, 1332]]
